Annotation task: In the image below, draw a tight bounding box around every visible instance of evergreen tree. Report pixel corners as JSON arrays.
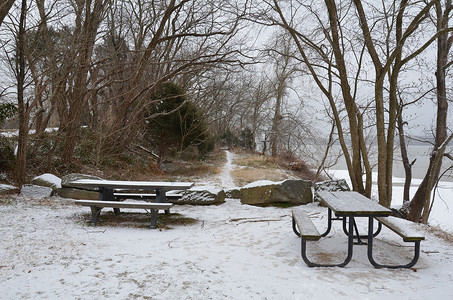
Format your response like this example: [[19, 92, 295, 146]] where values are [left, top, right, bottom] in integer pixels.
[[147, 82, 212, 166]]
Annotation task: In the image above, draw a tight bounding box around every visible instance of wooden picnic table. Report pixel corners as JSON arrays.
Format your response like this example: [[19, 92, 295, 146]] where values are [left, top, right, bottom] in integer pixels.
[[69, 179, 194, 192], [292, 191, 424, 268], [70, 179, 193, 203], [71, 179, 194, 228]]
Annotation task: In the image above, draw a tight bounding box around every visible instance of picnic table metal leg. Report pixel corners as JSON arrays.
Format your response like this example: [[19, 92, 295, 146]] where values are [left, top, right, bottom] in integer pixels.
[[367, 217, 421, 269], [100, 187, 120, 215], [292, 216, 301, 237], [320, 209, 333, 237], [89, 206, 102, 226], [342, 217, 382, 240], [150, 208, 158, 229], [156, 189, 170, 215], [301, 216, 354, 267]]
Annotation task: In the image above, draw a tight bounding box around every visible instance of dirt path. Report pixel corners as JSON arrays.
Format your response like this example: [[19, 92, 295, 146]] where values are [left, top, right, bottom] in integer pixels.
[[220, 150, 235, 188]]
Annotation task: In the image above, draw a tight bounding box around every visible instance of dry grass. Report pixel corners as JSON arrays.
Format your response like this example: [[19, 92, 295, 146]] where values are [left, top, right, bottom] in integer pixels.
[[233, 154, 280, 169], [231, 168, 292, 186], [229, 151, 298, 186], [231, 151, 318, 184], [425, 225, 453, 244]]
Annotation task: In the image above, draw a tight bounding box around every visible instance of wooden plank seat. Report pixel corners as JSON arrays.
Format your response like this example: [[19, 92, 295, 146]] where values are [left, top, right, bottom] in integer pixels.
[[369, 216, 425, 269], [74, 200, 172, 229], [114, 192, 182, 200], [375, 216, 425, 242], [292, 209, 321, 240]]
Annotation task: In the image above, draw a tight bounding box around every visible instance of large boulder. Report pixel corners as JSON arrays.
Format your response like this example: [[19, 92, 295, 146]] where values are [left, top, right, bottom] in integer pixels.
[[225, 188, 241, 199], [171, 186, 226, 205], [21, 184, 53, 199], [240, 179, 312, 206], [314, 179, 350, 202], [61, 173, 104, 191], [57, 187, 100, 200], [32, 173, 61, 193], [58, 173, 104, 199]]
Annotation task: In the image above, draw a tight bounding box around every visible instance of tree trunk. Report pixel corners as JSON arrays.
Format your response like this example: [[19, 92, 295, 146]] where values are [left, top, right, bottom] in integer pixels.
[[397, 112, 414, 203], [271, 83, 283, 157], [58, 0, 107, 164], [401, 1, 452, 222], [0, 0, 15, 27], [325, 0, 366, 195], [15, 0, 27, 186]]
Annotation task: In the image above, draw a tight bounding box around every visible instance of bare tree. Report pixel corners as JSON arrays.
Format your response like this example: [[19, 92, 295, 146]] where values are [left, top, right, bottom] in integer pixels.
[[14, 0, 28, 184], [57, 0, 110, 164], [264, 31, 297, 157], [258, 0, 372, 196], [0, 0, 15, 27], [254, 0, 448, 209], [353, 0, 442, 207], [402, 0, 453, 223], [81, 0, 250, 160]]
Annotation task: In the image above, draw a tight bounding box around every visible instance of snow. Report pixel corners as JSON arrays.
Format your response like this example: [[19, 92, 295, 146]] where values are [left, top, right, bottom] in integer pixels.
[[70, 179, 194, 189], [0, 183, 17, 194], [0, 127, 58, 138], [1, 151, 453, 299], [33, 173, 62, 189], [220, 150, 236, 189], [188, 185, 223, 194], [243, 180, 281, 188]]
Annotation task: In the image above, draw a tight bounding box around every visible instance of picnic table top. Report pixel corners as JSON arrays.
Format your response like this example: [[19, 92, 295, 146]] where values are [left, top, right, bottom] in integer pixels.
[[69, 179, 194, 190], [316, 191, 392, 217]]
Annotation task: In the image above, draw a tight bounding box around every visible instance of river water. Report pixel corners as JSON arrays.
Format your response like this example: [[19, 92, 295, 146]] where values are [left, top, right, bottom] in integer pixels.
[[328, 144, 453, 182]]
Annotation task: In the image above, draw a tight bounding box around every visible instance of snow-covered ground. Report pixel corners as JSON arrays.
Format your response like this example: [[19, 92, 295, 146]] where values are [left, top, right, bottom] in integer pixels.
[[1, 151, 453, 299]]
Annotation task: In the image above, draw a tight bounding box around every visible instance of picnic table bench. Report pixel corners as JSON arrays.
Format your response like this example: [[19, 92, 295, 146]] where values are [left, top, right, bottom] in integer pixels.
[[292, 191, 425, 269], [71, 179, 194, 229], [113, 191, 182, 201], [74, 200, 173, 229]]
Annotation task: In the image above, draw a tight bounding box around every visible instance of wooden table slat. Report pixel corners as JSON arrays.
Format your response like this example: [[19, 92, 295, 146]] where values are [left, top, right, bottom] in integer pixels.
[[69, 179, 194, 190], [316, 191, 392, 217]]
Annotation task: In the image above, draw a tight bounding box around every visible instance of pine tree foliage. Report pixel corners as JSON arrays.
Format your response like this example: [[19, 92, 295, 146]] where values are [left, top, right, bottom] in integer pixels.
[[146, 82, 213, 164]]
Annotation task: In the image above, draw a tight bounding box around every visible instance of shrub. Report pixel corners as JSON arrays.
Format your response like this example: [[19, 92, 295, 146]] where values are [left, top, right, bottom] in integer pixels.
[[0, 137, 15, 171], [0, 103, 17, 126]]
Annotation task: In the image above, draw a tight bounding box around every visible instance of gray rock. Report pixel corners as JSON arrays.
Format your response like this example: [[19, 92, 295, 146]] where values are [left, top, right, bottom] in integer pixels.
[[57, 187, 100, 200], [20, 184, 53, 198], [61, 173, 104, 191], [314, 179, 350, 202], [32, 173, 61, 192], [0, 183, 20, 195], [225, 188, 241, 199], [240, 179, 313, 206], [171, 186, 226, 205]]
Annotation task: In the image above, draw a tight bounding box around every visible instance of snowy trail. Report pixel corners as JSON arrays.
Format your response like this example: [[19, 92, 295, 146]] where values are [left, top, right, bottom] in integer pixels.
[[220, 150, 235, 189]]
